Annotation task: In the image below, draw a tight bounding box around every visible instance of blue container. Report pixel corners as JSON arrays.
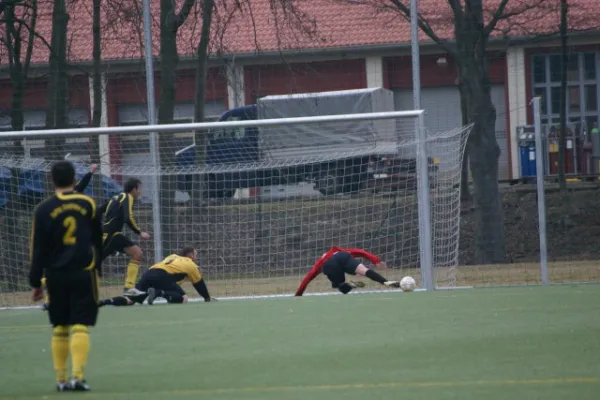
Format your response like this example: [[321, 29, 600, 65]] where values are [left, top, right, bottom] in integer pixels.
[[519, 144, 537, 177], [528, 145, 536, 177]]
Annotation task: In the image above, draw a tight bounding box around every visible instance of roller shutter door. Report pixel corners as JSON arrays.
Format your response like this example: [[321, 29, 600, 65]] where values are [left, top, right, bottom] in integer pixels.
[[393, 86, 509, 180]]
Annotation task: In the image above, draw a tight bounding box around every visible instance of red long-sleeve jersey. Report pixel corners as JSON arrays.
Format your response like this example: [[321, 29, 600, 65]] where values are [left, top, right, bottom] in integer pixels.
[[294, 247, 381, 296]]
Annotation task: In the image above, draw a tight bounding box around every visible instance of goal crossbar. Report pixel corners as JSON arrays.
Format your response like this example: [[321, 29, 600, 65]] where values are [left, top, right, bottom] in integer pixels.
[[0, 110, 424, 139]]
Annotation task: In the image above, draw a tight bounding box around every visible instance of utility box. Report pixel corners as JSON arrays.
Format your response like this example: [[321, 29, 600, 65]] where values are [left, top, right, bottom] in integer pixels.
[[517, 125, 536, 177]]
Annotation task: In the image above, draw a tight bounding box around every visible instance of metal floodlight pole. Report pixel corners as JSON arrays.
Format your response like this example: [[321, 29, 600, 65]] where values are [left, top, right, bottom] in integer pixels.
[[410, 0, 421, 112], [142, 0, 163, 262], [533, 97, 549, 285], [411, 0, 434, 291]]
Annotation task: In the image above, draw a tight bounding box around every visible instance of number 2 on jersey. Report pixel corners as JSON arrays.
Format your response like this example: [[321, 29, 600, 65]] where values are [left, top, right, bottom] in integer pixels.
[[63, 216, 77, 245]]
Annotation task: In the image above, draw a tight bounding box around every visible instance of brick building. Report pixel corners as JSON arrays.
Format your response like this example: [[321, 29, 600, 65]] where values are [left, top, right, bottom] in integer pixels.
[[1, 0, 599, 184]]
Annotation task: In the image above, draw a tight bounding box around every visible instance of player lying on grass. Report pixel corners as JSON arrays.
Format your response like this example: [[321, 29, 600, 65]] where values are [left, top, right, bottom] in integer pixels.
[[98, 246, 215, 307], [295, 247, 400, 296]]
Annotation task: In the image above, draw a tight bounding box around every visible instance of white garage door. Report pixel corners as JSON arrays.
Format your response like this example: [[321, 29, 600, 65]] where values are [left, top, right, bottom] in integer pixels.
[[394, 86, 509, 180], [118, 101, 227, 204]]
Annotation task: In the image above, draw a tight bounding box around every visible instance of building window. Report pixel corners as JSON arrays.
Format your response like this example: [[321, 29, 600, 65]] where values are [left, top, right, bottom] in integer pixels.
[[532, 52, 600, 131]]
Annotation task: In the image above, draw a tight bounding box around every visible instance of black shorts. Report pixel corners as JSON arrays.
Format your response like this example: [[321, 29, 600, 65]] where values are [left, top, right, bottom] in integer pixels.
[[134, 269, 186, 302], [45, 269, 99, 327], [102, 233, 136, 259], [321, 251, 360, 288]]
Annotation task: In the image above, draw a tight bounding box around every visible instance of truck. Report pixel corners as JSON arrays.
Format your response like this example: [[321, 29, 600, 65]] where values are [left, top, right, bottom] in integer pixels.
[[177, 87, 422, 198]]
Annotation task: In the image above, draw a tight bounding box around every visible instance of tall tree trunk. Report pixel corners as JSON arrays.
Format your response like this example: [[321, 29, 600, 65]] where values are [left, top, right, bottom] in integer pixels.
[[374, 0, 509, 264], [460, 47, 506, 264], [458, 81, 471, 201], [2, 4, 22, 291], [157, 1, 182, 256], [558, 0, 568, 192], [90, 0, 103, 199], [45, 0, 69, 158], [4, 0, 37, 142], [1, 0, 37, 290], [192, 0, 215, 204], [467, 89, 506, 264], [157, 18, 177, 126], [153, 0, 195, 256], [92, 0, 102, 130]]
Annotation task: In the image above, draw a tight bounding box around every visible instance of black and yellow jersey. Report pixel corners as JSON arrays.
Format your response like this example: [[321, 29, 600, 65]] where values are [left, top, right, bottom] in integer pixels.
[[150, 254, 202, 285], [103, 192, 141, 236], [149, 254, 211, 300], [29, 191, 103, 288], [74, 172, 92, 193]]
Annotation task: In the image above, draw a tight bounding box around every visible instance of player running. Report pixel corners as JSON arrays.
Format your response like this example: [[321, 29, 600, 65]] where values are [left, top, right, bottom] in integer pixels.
[[98, 246, 214, 307], [102, 178, 150, 296], [295, 247, 400, 296], [29, 161, 103, 392]]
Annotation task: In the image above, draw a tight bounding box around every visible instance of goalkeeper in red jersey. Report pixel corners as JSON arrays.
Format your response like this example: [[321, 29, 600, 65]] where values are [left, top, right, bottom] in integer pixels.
[[295, 247, 400, 296]]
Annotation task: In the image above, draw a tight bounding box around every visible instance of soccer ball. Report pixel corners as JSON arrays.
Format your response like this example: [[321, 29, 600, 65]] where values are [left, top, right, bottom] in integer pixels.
[[400, 276, 416, 292]]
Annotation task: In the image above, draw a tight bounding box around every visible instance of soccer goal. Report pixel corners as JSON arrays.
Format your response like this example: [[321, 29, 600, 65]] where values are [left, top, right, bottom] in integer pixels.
[[0, 109, 470, 308]]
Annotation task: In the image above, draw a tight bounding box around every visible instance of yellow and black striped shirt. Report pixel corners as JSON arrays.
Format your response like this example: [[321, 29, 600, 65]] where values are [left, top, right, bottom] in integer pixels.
[[102, 192, 141, 236]]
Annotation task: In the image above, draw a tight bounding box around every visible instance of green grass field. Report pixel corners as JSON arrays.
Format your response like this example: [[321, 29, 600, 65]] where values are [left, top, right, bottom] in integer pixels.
[[1, 285, 599, 400]]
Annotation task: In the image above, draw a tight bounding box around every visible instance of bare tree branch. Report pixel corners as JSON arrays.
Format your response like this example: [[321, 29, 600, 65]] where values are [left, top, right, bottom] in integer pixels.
[[482, 0, 553, 38], [483, 0, 509, 37], [447, 0, 463, 19], [14, 16, 50, 51], [386, 0, 457, 56], [22, 0, 36, 79], [176, 0, 196, 28]]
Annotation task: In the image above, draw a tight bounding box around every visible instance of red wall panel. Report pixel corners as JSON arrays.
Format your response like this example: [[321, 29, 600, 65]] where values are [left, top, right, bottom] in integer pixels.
[[386, 53, 507, 89], [0, 75, 90, 111], [244, 59, 367, 105], [107, 67, 227, 105]]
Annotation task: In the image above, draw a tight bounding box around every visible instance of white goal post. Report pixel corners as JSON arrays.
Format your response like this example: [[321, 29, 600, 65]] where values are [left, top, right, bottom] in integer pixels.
[[0, 110, 470, 308]]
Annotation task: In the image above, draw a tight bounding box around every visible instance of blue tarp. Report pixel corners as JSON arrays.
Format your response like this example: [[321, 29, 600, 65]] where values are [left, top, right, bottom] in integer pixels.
[[0, 163, 123, 208], [0, 167, 12, 208], [18, 164, 46, 204]]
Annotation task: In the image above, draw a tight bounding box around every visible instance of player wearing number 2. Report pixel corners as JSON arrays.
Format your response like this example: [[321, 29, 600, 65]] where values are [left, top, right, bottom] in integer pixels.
[[29, 161, 103, 392], [41, 163, 98, 311], [295, 247, 400, 296]]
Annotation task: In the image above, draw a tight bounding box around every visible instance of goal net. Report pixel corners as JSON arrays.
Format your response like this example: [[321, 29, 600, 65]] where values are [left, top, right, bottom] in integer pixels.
[[0, 110, 470, 308]]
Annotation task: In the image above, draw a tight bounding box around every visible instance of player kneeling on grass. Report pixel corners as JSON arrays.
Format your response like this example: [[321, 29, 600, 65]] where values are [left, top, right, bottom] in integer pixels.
[[295, 247, 400, 296], [99, 246, 214, 307]]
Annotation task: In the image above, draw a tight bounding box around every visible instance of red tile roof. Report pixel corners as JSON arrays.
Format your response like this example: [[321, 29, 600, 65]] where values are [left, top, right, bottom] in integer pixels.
[[0, 0, 598, 66]]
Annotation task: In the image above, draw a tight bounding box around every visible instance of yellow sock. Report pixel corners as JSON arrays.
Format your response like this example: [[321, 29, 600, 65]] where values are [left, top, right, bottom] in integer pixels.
[[51, 326, 70, 383], [70, 324, 90, 381], [124, 260, 140, 289]]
